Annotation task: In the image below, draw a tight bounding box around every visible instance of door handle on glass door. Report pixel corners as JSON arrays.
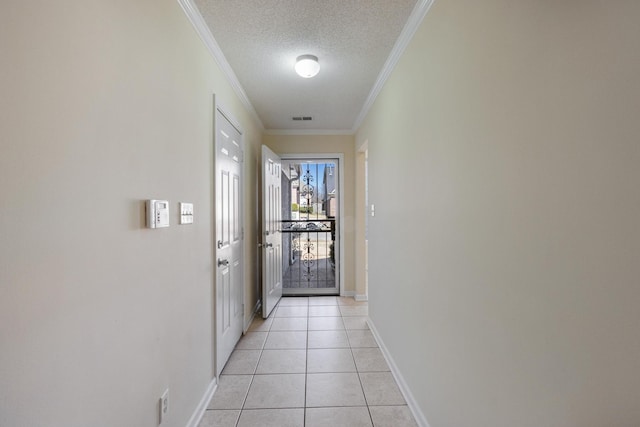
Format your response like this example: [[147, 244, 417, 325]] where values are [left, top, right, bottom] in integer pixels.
[[217, 259, 229, 267]]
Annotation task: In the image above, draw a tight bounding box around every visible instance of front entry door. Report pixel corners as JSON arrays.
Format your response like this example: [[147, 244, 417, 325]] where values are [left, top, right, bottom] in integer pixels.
[[279, 159, 340, 295], [215, 108, 243, 375], [261, 145, 283, 318]]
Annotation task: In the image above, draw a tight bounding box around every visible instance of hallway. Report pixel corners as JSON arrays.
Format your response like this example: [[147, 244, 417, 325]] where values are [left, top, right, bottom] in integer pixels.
[[199, 297, 418, 427]]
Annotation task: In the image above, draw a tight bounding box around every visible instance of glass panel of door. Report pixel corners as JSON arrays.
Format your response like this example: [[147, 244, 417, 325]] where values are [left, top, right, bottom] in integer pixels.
[[281, 160, 339, 295]]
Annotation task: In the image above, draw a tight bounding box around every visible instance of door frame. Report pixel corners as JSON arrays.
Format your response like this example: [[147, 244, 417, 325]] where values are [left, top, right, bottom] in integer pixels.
[[213, 96, 244, 377], [355, 140, 369, 302], [279, 153, 345, 296]]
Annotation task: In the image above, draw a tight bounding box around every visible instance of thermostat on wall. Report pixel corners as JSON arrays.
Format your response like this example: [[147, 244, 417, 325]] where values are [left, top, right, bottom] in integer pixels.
[[146, 199, 170, 228]]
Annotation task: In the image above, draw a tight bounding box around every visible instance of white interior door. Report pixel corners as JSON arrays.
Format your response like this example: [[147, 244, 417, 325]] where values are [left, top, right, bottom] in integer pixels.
[[215, 108, 244, 375], [261, 145, 283, 318]]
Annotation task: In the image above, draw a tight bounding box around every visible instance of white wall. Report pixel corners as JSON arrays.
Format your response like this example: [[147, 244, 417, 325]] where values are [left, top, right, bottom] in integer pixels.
[[356, 1, 640, 426], [0, 1, 261, 426]]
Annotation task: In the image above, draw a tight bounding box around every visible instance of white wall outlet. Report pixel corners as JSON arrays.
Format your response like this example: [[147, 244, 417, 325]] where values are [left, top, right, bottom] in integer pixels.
[[179, 202, 194, 225], [159, 388, 169, 424]]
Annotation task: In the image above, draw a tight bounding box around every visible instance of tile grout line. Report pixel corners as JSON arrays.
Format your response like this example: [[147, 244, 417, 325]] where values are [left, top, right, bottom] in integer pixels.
[[345, 310, 377, 427], [236, 303, 275, 426], [304, 300, 311, 426], [235, 324, 266, 426], [210, 298, 375, 427]]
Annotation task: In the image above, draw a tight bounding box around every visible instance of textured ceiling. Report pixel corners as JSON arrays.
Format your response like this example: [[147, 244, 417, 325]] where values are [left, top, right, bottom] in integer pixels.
[[194, 0, 418, 131]]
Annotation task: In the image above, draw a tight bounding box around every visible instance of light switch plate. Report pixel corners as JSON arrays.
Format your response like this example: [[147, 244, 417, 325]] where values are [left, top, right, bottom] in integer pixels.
[[179, 202, 194, 225]]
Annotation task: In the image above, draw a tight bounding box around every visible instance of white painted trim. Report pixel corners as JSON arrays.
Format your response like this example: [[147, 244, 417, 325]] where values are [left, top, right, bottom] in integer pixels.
[[177, 0, 264, 130], [357, 139, 369, 153], [354, 294, 368, 302], [341, 290, 355, 298], [368, 318, 431, 427], [216, 100, 243, 136], [185, 377, 218, 427], [264, 129, 355, 136], [279, 153, 345, 297], [286, 288, 338, 296], [351, 0, 435, 132]]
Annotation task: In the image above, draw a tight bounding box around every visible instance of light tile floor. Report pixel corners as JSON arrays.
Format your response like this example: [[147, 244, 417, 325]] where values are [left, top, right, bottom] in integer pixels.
[[199, 296, 418, 427]]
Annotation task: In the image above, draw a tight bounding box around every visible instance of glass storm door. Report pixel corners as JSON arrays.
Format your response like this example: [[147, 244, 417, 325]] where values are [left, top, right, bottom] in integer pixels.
[[280, 159, 339, 296]]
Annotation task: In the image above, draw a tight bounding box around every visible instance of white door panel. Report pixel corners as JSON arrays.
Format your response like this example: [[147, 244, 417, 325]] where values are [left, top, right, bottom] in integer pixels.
[[215, 108, 243, 375], [262, 145, 283, 318]]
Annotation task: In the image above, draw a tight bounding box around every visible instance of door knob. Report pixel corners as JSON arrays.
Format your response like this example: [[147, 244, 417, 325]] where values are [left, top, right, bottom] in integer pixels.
[[264, 243, 273, 248], [217, 258, 229, 267]]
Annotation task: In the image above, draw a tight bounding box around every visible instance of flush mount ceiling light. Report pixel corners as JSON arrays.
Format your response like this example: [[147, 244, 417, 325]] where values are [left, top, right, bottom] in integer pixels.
[[295, 54, 320, 78]]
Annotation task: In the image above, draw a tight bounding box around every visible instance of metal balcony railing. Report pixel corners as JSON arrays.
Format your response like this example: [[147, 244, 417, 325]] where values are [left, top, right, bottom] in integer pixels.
[[281, 219, 336, 289]]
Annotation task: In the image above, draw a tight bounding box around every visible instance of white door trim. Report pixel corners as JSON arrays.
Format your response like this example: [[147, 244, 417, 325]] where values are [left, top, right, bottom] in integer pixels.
[[279, 153, 345, 296]]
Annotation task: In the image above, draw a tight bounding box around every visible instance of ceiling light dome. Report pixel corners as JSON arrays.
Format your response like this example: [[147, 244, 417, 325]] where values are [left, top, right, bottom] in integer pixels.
[[295, 54, 320, 78]]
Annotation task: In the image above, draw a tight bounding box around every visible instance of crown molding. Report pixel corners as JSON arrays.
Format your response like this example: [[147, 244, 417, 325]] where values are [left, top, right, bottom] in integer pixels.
[[177, 0, 264, 130], [351, 0, 435, 133], [264, 129, 355, 136]]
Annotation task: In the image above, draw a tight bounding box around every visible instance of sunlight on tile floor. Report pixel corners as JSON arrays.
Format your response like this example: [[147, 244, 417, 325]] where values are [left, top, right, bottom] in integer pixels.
[[199, 296, 418, 427]]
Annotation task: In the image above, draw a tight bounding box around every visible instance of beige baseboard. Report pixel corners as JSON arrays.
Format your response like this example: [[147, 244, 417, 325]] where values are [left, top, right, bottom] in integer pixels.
[[185, 377, 218, 427], [367, 318, 430, 427]]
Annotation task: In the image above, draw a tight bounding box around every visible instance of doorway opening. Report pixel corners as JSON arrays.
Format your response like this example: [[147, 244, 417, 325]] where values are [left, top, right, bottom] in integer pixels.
[[281, 159, 340, 296]]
